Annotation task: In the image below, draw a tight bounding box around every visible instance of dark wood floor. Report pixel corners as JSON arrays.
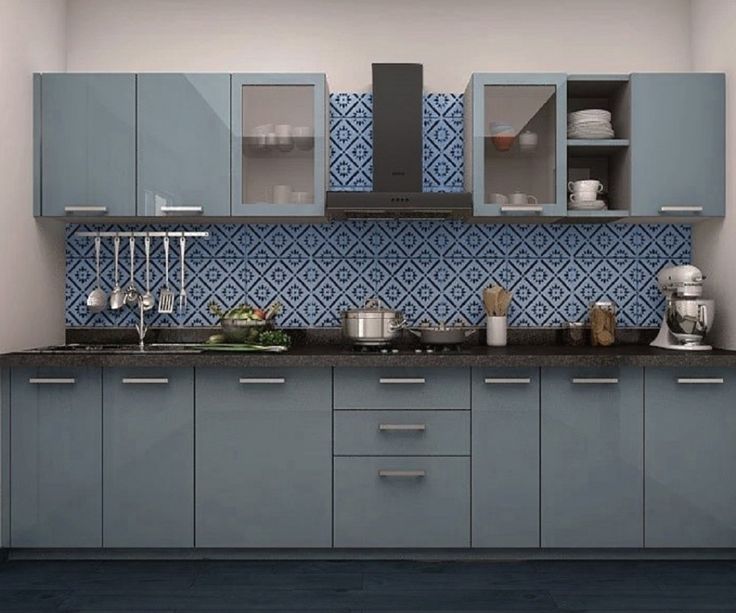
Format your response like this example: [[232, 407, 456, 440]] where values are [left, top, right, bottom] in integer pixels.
[[0, 559, 735, 612]]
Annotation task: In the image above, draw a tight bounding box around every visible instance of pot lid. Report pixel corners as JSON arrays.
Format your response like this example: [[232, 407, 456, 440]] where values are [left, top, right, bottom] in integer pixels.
[[342, 298, 403, 318]]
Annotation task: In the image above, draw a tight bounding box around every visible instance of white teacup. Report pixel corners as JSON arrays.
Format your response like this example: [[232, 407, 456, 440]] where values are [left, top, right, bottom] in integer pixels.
[[291, 191, 312, 204], [274, 124, 293, 152], [272, 184, 292, 204], [570, 191, 600, 203], [489, 192, 509, 205], [509, 192, 538, 206], [568, 180, 603, 193], [293, 126, 314, 151]]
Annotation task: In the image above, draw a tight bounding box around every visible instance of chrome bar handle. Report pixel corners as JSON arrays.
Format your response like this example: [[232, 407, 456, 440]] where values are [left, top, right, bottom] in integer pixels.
[[501, 206, 543, 213], [379, 424, 426, 432], [122, 378, 169, 384], [484, 378, 531, 384], [659, 206, 703, 214], [677, 378, 724, 384], [239, 378, 286, 384], [379, 378, 426, 384], [64, 206, 108, 214], [378, 470, 426, 479], [160, 206, 204, 214], [28, 378, 76, 384], [572, 378, 619, 384]]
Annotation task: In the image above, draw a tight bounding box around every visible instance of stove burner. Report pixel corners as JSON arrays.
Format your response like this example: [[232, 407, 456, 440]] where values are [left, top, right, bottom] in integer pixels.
[[420, 344, 464, 353], [352, 345, 399, 354]]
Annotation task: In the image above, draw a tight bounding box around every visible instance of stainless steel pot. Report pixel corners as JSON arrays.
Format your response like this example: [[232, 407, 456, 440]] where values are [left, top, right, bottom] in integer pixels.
[[666, 297, 714, 344], [409, 322, 477, 345], [341, 299, 407, 346]]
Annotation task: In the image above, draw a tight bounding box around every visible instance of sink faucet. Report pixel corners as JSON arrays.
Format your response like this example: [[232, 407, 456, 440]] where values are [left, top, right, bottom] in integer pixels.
[[125, 287, 148, 351]]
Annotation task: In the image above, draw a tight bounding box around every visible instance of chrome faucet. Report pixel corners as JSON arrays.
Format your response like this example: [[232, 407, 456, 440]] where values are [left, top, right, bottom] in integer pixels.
[[125, 287, 148, 351]]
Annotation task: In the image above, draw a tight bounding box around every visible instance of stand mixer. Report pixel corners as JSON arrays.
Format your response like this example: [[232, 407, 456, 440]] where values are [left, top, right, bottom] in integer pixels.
[[650, 265, 714, 351]]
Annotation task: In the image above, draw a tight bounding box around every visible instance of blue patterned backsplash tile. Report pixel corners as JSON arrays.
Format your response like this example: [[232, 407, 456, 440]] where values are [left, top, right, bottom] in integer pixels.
[[66, 222, 690, 328]]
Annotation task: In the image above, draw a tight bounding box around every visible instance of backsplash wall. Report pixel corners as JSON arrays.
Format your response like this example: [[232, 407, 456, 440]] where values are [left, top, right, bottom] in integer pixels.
[[65, 93, 691, 329]]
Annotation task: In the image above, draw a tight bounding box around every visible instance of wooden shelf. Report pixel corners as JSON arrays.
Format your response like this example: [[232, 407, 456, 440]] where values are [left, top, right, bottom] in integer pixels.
[[567, 139, 630, 155]]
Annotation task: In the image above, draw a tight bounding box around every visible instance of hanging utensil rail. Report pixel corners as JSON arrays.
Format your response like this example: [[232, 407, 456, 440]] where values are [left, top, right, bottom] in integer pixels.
[[75, 231, 209, 238]]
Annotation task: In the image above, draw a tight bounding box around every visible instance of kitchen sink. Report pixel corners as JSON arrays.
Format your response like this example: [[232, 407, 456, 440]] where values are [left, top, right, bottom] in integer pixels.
[[29, 343, 203, 354]]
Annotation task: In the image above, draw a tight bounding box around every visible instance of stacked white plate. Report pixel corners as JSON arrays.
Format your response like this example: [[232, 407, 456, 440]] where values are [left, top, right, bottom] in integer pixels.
[[568, 199, 607, 211], [567, 109, 614, 139]]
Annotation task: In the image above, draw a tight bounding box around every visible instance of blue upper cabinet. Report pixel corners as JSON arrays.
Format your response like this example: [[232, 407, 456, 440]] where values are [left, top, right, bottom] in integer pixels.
[[466, 73, 567, 218], [40, 74, 136, 217], [631, 73, 725, 217], [231, 73, 328, 217], [137, 74, 230, 217]]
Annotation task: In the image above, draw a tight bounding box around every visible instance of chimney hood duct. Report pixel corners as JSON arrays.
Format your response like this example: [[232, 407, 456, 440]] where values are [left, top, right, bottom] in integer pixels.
[[326, 63, 472, 219]]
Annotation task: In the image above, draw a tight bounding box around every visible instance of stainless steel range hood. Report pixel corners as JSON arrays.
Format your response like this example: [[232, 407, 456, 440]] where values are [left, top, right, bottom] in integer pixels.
[[326, 64, 472, 219]]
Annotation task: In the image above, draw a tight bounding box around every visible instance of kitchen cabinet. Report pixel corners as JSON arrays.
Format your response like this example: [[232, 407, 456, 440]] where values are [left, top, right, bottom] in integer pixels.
[[10, 368, 102, 547], [472, 368, 540, 548], [465, 73, 567, 218], [137, 74, 231, 217], [630, 73, 725, 218], [541, 367, 643, 548], [195, 368, 332, 547], [103, 368, 194, 547], [231, 73, 327, 217], [39, 74, 136, 217], [645, 368, 736, 547]]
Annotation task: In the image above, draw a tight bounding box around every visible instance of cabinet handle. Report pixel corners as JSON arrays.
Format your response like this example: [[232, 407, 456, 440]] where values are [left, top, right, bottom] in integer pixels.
[[659, 206, 703, 214], [122, 378, 169, 384], [484, 377, 531, 384], [571, 378, 619, 384], [64, 206, 108, 214], [379, 423, 426, 432], [160, 206, 204, 214], [500, 206, 543, 213], [378, 469, 426, 479], [239, 377, 286, 384], [28, 378, 76, 384], [677, 378, 724, 384], [379, 377, 425, 384]]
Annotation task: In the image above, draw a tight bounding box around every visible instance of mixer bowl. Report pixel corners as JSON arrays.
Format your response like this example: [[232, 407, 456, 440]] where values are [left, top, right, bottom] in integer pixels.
[[666, 298, 714, 344]]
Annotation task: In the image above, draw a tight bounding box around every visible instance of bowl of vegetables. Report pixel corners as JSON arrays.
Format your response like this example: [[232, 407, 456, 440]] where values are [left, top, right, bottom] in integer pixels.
[[208, 302, 282, 344]]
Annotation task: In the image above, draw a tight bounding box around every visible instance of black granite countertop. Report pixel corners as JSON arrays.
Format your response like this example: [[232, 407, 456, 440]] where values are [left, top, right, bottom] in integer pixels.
[[3, 343, 736, 368]]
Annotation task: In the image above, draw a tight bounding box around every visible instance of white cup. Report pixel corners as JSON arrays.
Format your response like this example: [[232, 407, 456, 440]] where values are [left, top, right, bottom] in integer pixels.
[[265, 132, 278, 147], [489, 192, 509, 205], [253, 123, 274, 136], [509, 192, 538, 206], [486, 315, 507, 347], [570, 190, 600, 203], [274, 124, 293, 152], [291, 191, 312, 204], [568, 180, 603, 193], [518, 130, 538, 151], [272, 184, 292, 204], [293, 126, 314, 151]]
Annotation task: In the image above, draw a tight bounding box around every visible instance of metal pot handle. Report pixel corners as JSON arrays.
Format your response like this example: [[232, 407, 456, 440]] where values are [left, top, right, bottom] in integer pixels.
[[389, 317, 408, 332], [364, 298, 382, 309]]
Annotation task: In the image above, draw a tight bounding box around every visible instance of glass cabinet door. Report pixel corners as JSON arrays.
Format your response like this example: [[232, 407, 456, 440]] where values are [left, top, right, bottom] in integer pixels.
[[468, 74, 566, 217], [232, 74, 327, 217]]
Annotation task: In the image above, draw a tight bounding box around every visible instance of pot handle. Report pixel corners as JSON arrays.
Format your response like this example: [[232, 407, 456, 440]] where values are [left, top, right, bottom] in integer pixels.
[[364, 298, 382, 309], [408, 328, 422, 338], [464, 328, 478, 337], [389, 317, 408, 332]]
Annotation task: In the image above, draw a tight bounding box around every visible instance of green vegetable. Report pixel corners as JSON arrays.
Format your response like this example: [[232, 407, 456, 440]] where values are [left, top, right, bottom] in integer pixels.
[[257, 330, 292, 347], [206, 333, 226, 345]]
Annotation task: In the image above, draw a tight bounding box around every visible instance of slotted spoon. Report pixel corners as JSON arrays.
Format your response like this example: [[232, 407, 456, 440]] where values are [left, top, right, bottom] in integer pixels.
[[109, 236, 125, 311], [158, 235, 175, 314], [86, 236, 107, 313]]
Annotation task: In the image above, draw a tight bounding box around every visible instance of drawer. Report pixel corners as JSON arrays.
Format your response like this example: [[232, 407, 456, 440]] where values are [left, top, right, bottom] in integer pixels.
[[333, 456, 470, 548], [334, 368, 470, 410], [334, 410, 470, 456]]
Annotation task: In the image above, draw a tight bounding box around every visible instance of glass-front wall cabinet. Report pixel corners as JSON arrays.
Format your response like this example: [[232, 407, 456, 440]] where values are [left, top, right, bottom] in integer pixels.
[[232, 74, 327, 217], [466, 74, 566, 217]]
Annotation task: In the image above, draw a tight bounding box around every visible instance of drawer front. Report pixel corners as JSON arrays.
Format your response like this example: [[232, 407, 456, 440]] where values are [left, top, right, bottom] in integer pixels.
[[334, 457, 470, 548], [334, 368, 470, 410], [334, 410, 470, 456]]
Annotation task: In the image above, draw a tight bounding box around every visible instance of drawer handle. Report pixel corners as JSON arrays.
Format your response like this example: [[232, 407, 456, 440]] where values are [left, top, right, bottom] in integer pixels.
[[379, 378, 425, 384], [122, 378, 169, 384], [379, 424, 426, 432], [160, 206, 204, 214], [64, 206, 108, 214], [500, 205, 543, 213], [378, 470, 426, 479], [659, 206, 703, 214], [239, 378, 286, 384], [28, 378, 76, 384], [484, 377, 531, 384], [571, 378, 619, 384], [677, 378, 724, 384]]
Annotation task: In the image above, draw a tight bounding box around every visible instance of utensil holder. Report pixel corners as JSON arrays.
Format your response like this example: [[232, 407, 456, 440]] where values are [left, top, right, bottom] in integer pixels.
[[486, 316, 507, 347]]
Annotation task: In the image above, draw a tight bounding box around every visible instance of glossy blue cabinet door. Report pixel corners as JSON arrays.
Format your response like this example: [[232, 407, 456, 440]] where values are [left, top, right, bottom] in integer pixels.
[[631, 73, 725, 217], [40, 74, 135, 217], [195, 368, 332, 547], [103, 368, 194, 547], [10, 368, 102, 547], [231, 73, 327, 217], [472, 368, 540, 548], [645, 368, 736, 547], [541, 367, 643, 548], [137, 74, 230, 216]]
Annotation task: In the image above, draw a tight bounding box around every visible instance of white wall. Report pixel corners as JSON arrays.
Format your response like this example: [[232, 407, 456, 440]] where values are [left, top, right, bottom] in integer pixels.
[[65, 0, 693, 90], [0, 0, 67, 353], [691, 0, 736, 350]]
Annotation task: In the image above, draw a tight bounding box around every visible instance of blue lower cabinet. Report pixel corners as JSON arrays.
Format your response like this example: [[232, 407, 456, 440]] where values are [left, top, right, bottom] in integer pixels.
[[10, 368, 102, 547], [103, 369, 194, 547], [472, 368, 540, 548], [334, 457, 470, 548], [195, 368, 332, 547], [541, 367, 644, 548], [645, 368, 736, 547]]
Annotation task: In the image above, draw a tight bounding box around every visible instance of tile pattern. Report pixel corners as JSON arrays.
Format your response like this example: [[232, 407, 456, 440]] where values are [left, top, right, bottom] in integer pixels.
[[65, 222, 690, 328]]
